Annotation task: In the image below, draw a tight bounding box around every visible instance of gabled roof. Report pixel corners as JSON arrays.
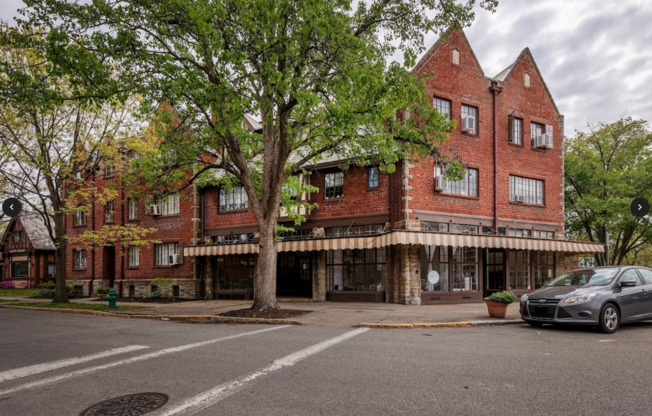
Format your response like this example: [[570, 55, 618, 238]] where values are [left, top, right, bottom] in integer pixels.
[[1, 213, 55, 251], [412, 28, 485, 76], [491, 47, 561, 115]]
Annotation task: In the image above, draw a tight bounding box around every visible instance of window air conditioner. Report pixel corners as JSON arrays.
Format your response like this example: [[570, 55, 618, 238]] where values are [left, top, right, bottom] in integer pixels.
[[148, 204, 161, 216], [514, 194, 526, 203], [462, 116, 475, 133], [536, 134, 551, 149], [435, 176, 449, 192], [169, 254, 180, 265]]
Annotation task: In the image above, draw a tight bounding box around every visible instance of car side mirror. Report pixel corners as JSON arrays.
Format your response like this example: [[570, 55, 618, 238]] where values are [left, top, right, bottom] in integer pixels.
[[620, 280, 637, 287]]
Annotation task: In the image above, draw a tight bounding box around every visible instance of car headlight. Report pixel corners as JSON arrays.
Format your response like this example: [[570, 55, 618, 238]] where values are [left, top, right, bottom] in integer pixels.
[[520, 294, 528, 303], [564, 294, 596, 305]]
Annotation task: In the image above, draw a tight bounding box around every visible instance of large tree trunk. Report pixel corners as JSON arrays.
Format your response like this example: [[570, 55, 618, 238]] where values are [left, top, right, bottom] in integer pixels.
[[251, 221, 279, 311], [53, 213, 69, 303]]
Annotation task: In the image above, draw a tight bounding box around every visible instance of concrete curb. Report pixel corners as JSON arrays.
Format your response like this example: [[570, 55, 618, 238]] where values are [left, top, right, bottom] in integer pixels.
[[0, 305, 302, 326], [360, 319, 524, 329]]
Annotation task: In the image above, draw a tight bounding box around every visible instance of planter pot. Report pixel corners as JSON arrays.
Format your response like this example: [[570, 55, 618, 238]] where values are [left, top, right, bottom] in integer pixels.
[[484, 299, 510, 318]]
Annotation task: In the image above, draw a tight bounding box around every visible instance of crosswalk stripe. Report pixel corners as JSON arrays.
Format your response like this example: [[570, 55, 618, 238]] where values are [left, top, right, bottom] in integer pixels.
[[0, 325, 288, 397], [157, 328, 369, 416], [0, 345, 149, 383]]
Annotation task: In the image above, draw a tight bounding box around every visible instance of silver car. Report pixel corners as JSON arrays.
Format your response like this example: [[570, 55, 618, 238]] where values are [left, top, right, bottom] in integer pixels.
[[520, 266, 652, 333]]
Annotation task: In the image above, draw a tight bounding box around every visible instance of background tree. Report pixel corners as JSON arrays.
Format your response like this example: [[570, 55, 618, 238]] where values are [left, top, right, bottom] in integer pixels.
[[0, 24, 147, 301], [22, 0, 498, 310], [565, 118, 652, 265]]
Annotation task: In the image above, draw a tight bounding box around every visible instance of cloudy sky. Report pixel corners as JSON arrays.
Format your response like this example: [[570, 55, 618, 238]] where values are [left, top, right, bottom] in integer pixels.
[[2, 0, 651, 136]]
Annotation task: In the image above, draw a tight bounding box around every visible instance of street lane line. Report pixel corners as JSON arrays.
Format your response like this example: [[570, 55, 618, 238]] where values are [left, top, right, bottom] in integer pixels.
[[0, 325, 288, 396], [157, 327, 369, 416], [0, 345, 149, 383]]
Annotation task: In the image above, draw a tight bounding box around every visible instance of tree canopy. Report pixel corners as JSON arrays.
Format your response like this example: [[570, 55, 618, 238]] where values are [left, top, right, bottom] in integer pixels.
[[565, 118, 652, 265]]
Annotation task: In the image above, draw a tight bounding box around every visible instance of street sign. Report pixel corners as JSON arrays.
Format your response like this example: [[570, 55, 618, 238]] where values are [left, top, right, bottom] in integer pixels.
[[2, 198, 22, 217]]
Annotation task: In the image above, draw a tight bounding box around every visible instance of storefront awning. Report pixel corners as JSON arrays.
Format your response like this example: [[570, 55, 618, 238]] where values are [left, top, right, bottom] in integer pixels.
[[184, 231, 604, 257]]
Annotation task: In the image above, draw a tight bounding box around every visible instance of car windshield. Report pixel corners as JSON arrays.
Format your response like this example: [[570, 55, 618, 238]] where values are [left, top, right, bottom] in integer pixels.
[[546, 269, 619, 287]]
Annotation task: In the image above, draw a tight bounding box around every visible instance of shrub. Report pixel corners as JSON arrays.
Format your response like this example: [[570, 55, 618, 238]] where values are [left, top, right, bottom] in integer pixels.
[[150, 291, 163, 299], [0, 281, 14, 289], [487, 291, 517, 304], [95, 287, 110, 296], [38, 282, 56, 290], [37, 288, 56, 298]]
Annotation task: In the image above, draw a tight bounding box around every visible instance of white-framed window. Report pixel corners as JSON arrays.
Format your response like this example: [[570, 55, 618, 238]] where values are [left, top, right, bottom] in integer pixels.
[[160, 194, 180, 215], [368, 167, 379, 189], [435, 166, 478, 197], [509, 175, 544, 205], [104, 201, 115, 223], [325, 172, 344, 199], [433, 96, 451, 119], [155, 243, 179, 266], [219, 186, 248, 211], [531, 122, 544, 147], [128, 198, 139, 220], [128, 245, 140, 267], [452, 247, 478, 291], [461, 104, 478, 134], [13, 230, 26, 243], [73, 209, 87, 226], [73, 249, 87, 269], [509, 116, 523, 145]]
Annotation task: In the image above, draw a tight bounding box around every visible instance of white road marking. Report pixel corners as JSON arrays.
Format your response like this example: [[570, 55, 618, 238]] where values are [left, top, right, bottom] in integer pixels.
[[0, 345, 149, 383], [0, 325, 288, 396], [157, 327, 369, 416], [598, 339, 615, 343]]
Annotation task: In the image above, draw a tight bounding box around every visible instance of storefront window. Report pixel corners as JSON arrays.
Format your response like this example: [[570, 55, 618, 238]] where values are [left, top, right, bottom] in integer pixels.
[[533, 251, 555, 288], [216, 254, 255, 291], [327, 248, 386, 291], [509, 250, 530, 289], [420, 246, 449, 292], [452, 247, 478, 291]]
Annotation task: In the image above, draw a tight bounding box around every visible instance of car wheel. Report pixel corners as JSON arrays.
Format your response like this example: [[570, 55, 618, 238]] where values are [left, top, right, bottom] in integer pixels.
[[527, 321, 544, 328], [598, 303, 620, 334]]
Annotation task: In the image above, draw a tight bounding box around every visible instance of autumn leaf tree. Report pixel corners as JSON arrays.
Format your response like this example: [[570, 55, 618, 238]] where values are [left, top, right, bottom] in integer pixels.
[[0, 24, 152, 302], [22, 0, 498, 310], [565, 118, 652, 266]]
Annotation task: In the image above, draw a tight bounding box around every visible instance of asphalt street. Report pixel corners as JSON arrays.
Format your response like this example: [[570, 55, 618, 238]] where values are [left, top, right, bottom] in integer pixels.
[[2, 309, 652, 416]]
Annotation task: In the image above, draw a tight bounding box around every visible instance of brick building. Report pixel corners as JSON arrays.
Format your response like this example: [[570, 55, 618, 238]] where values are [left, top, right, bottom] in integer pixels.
[[66, 29, 603, 303]]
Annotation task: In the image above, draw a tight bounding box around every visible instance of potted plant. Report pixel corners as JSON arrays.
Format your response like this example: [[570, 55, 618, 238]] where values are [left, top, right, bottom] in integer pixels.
[[484, 291, 516, 318]]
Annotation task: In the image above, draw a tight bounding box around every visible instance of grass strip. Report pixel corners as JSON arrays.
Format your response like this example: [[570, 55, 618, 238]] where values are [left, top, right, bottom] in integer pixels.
[[7, 302, 143, 312]]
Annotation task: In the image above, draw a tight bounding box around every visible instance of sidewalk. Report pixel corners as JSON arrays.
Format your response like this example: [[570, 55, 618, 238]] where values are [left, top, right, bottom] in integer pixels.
[[2, 297, 524, 328]]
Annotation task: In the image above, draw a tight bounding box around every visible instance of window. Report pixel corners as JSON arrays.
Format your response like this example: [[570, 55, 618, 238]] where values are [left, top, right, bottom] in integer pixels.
[[452, 224, 478, 234], [216, 254, 255, 291], [160, 194, 180, 215], [637, 269, 652, 285], [104, 201, 115, 223], [326, 224, 385, 237], [11, 262, 28, 279], [128, 198, 139, 220], [73, 249, 87, 269], [155, 243, 179, 266], [368, 167, 379, 189], [435, 166, 478, 197], [327, 248, 386, 292], [509, 250, 530, 290], [47, 263, 55, 279], [509, 175, 544, 205], [619, 269, 642, 286], [420, 246, 449, 292], [452, 247, 478, 291], [531, 122, 544, 147], [433, 96, 451, 119], [461, 105, 478, 134], [73, 209, 87, 226], [219, 187, 248, 211], [509, 116, 523, 145], [452, 49, 460, 65], [13, 230, 26, 244], [128, 245, 140, 267], [533, 251, 555, 288], [325, 172, 344, 199]]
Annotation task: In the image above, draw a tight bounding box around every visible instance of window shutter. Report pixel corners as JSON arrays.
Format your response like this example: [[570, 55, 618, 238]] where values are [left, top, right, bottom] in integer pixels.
[[508, 115, 514, 142], [546, 125, 554, 148], [177, 243, 184, 265]]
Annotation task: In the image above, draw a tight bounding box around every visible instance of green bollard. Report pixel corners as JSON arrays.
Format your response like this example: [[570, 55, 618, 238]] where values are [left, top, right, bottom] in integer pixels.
[[106, 288, 117, 309]]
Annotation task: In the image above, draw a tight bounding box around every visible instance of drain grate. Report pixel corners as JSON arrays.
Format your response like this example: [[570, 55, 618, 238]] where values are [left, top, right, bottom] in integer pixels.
[[80, 392, 169, 416]]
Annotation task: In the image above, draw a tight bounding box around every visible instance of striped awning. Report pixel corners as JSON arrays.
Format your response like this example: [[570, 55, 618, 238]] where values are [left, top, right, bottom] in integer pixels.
[[184, 231, 604, 257]]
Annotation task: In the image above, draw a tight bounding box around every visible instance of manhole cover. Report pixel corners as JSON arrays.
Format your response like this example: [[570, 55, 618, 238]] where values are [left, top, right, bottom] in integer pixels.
[[80, 392, 169, 416]]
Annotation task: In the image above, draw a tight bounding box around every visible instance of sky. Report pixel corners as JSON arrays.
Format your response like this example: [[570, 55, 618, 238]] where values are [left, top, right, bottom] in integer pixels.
[[2, 0, 651, 136]]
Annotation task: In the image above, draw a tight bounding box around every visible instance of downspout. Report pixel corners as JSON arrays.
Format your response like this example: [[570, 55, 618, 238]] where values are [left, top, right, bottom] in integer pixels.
[[490, 81, 503, 234]]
